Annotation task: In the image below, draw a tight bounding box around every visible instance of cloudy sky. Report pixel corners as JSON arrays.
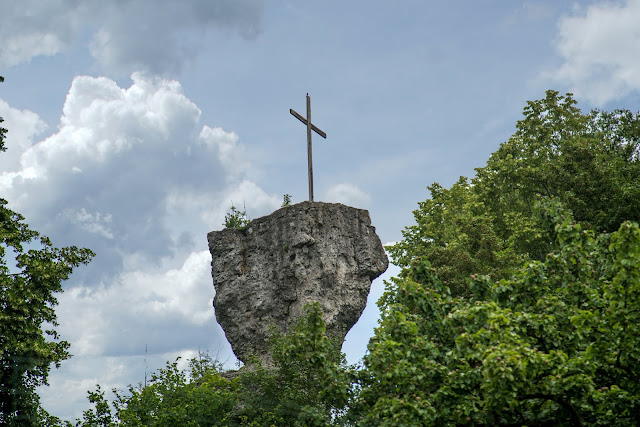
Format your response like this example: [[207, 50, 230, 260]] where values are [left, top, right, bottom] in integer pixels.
[[2, 0, 640, 420]]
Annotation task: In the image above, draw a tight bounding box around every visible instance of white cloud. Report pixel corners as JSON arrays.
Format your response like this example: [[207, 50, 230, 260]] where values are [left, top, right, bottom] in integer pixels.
[[198, 125, 249, 177], [0, 70, 282, 286], [545, 0, 640, 105], [324, 182, 371, 208], [89, 0, 263, 75], [0, 0, 264, 74], [58, 250, 216, 357], [0, 0, 89, 67]]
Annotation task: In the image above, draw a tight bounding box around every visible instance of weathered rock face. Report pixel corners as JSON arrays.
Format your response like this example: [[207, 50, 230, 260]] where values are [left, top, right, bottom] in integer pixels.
[[207, 201, 388, 364]]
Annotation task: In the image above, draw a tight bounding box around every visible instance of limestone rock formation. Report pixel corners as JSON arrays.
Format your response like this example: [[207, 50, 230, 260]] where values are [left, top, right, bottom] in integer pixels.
[[207, 201, 388, 363]]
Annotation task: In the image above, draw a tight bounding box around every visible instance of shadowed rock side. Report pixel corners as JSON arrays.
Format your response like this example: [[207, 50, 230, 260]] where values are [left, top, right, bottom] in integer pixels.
[[207, 201, 388, 364]]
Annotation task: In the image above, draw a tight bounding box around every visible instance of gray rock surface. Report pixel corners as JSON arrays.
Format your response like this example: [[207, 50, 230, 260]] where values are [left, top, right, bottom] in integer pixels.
[[207, 201, 388, 364]]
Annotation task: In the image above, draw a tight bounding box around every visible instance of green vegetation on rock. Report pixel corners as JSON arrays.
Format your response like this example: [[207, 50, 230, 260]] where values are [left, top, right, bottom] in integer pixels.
[[224, 204, 250, 230]]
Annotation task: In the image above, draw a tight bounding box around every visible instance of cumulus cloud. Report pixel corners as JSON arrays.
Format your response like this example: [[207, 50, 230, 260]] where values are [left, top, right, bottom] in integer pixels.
[[59, 250, 216, 357], [1, 73, 278, 419], [38, 248, 236, 420], [324, 182, 372, 207], [545, 0, 640, 105], [0, 70, 282, 283], [0, 0, 264, 74], [0, 0, 89, 67], [90, 0, 264, 75]]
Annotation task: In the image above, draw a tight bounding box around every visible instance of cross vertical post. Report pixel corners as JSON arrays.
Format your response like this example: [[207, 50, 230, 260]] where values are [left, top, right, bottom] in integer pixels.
[[306, 93, 313, 201], [290, 93, 327, 202]]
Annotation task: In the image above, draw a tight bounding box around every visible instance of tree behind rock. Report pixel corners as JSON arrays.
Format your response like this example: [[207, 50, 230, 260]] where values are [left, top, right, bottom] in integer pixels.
[[389, 90, 640, 297]]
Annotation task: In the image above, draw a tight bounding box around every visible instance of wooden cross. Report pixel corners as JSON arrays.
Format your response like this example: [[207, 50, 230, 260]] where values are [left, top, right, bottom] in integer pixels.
[[290, 93, 327, 202]]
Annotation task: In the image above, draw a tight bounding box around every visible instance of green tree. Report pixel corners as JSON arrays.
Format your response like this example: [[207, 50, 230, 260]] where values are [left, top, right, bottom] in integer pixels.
[[387, 177, 524, 297], [74, 303, 351, 426], [246, 302, 351, 425], [475, 90, 640, 251], [358, 91, 640, 424], [352, 201, 640, 425], [0, 75, 95, 425], [77, 355, 238, 426], [389, 90, 640, 296]]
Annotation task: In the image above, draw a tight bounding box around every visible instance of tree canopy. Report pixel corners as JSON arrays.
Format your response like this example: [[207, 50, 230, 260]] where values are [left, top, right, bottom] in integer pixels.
[[352, 201, 640, 425], [389, 90, 640, 296]]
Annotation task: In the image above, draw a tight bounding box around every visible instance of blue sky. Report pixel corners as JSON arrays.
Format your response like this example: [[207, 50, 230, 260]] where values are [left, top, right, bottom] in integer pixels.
[[2, 0, 640, 421]]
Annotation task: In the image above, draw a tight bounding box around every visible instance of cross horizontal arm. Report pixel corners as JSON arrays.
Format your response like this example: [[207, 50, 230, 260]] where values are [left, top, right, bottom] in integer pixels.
[[290, 109, 327, 138]]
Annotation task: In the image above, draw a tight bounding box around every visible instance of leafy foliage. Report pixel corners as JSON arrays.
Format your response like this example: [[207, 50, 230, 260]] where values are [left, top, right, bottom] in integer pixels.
[[475, 90, 640, 246], [387, 177, 524, 297], [77, 356, 238, 427], [352, 201, 640, 425], [261, 302, 351, 424], [0, 75, 95, 425], [73, 303, 351, 426], [282, 194, 292, 207], [389, 90, 640, 296]]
